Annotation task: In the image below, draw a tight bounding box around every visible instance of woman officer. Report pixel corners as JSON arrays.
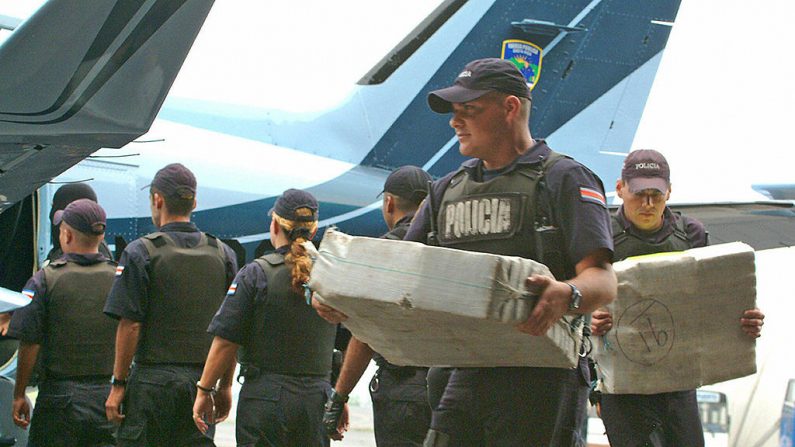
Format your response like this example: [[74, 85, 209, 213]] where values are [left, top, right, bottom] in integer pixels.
[[192, 189, 337, 446]]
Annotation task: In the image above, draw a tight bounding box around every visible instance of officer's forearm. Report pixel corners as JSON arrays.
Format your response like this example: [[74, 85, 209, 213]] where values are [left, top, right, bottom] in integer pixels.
[[112, 318, 141, 379], [569, 250, 617, 313], [13, 342, 40, 398], [334, 337, 374, 396], [199, 336, 239, 389]]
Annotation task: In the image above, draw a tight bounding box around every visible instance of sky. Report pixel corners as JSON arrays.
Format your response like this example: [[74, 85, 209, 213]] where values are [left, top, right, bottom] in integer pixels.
[[2, 0, 793, 202]]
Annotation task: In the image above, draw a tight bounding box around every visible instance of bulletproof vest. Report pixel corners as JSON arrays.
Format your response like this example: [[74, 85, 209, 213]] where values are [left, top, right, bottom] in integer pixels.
[[240, 253, 336, 377], [136, 232, 227, 365], [611, 212, 693, 262], [42, 259, 117, 378], [437, 152, 565, 260]]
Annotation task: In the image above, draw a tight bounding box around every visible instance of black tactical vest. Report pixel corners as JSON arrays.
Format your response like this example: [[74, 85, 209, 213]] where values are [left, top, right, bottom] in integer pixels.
[[240, 253, 336, 377], [437, 152, 565, 260], [136, 232, 227, 365], [42, 259, 117, 378], [611, 213, 693, 262]]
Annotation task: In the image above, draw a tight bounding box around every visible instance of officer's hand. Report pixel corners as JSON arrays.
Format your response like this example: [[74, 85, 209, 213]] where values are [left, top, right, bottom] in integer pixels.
[[323, 392, 349, 440], [12, 396, 30, 429], [515, 275, 570, 336], [105, 385, 126, 424], [740, 308, 765, 338], [193, 389, 215, 434], [591, 308, 613, 336], [313, 295, 348, 324], [0, 312, 10, 336], [213, 385, 233, 424]]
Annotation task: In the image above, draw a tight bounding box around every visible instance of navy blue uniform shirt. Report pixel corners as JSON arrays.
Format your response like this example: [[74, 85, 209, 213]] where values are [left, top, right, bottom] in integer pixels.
[[103, 222, 238, 322], [207, 246, 290, 345], [9, 253, 111, 344], [615, 206, 708, 248], [404, 141, 613, 269]]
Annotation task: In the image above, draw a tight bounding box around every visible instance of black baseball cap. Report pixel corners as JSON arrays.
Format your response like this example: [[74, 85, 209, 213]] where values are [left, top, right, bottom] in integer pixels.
[[53, 198, 107, 235], [145, 163, 197, 200], [621, 149, 671, 193], [428, 58, 532, 113], [380, 166, 431, 205], [270, 189, 319, 222]]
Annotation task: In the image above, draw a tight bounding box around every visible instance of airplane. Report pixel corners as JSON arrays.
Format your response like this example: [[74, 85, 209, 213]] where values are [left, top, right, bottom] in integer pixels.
[[0, 0, 793, 446]]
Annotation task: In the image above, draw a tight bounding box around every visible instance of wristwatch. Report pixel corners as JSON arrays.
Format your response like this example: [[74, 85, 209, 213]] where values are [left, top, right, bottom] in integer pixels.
[[565, 282, 582, 311], [329, 389, 349, 404], [110, 375, 127, 387], [196, 382, 217, 395]]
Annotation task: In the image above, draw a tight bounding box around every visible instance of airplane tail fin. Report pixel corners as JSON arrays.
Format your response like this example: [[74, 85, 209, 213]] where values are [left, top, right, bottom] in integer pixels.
[[0, 0, 213, 209]]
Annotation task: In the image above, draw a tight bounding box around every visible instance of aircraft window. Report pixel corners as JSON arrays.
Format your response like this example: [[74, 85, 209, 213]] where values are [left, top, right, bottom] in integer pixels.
[[358, 0, 466, 85]]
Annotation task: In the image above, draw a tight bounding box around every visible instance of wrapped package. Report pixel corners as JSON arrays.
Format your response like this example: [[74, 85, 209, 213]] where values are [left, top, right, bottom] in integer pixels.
[[594, 242, 757, 394], [307, 228, 582, 368]]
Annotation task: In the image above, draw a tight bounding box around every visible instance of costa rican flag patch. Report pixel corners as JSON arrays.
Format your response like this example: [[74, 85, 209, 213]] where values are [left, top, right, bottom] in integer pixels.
[[115, 266, 125, 277], [21, 289, 35, 300], [579, 187, 606, 207], [226, 283, 238, 296]]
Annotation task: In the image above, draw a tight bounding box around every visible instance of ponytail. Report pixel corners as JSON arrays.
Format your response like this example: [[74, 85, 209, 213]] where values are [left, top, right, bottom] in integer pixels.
[[271, 208, 318, 293]]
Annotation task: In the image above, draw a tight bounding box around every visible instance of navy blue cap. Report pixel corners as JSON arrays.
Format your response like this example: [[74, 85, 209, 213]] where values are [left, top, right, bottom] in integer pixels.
[[428, 58, 532, 113], [53, 198, 106, 235], [381, 166, 431, 205], [270, 189, 318, 222], [622, 149, 671, 193], [146, 163, 196, 200]]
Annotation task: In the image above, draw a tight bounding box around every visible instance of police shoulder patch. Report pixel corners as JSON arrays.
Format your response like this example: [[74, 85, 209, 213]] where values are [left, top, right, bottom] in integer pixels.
[[21, 289, 35, 300], [114, 265, 125, 277], [579, 186, 606, 207]]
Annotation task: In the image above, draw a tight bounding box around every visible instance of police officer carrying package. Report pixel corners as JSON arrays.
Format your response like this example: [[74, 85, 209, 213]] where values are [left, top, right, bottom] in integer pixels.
[[322, 166, 433, 446], [591, 149, 765, 447], [104, 163, 237, 446], [9, 199, 117, 445], [192, 189, 337, 446], [394, 58, 618, 446]]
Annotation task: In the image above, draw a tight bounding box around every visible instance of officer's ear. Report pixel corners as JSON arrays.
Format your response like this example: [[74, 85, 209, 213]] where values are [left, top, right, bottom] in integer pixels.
[[503, 95, 522, 121], [150, 192, 165, 210], [666, 184, 672, 202], [384, 194, 395, 215], [615, 180, 626, 199]]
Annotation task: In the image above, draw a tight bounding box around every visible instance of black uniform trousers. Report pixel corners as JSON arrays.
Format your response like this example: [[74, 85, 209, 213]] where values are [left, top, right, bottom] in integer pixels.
[[600, 390, 704, 447], [28, 378, 115, 447], [430, 367, 571, 446], [116, 364, 214, 447], [552, 357, 591, 447], [370, 366, 431, 447], [236, 371, 330, 447]]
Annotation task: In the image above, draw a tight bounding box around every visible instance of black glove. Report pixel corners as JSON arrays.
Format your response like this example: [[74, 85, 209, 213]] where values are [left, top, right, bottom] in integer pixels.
[[323, 390, 348, 437]]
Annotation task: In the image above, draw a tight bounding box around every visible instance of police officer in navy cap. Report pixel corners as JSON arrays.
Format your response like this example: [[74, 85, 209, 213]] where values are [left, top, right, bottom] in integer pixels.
[[320, 165, 433, 445], [8, 199, 118, 445], [193, 188, 337, 446], [591, 149, 765, 447], [394, 57, 617, 446], [104, 163, 237, 446]]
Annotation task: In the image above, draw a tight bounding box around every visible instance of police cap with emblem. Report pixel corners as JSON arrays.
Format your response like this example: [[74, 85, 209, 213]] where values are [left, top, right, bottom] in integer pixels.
[[428, 58, 532, 113], [381, 165, 432, 206], [621, 149, 671, 194], [146, 163, 197, 200], [270, 189, 318, 222], [53, 198, 107, 236]]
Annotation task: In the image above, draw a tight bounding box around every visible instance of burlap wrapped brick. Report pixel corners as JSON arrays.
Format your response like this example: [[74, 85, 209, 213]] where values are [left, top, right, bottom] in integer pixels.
[[307, 228, 582, 368], [594, 242, 757, 394]]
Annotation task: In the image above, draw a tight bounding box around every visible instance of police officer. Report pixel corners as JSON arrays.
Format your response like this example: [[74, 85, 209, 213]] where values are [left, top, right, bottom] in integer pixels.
[[591, 149, 765, 447], [9, 199, 117, 445], [0, 183, 112, 337], [394, 57, 617, 446], [322, 166, 433, 446], [104, 163, 237, 446], [192, 189, 336, 446]]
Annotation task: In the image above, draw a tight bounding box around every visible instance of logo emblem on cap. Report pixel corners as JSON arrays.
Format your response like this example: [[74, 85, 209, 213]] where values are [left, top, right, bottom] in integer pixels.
[[501, 39, 543, 90], [458, 70, 472, 78]]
